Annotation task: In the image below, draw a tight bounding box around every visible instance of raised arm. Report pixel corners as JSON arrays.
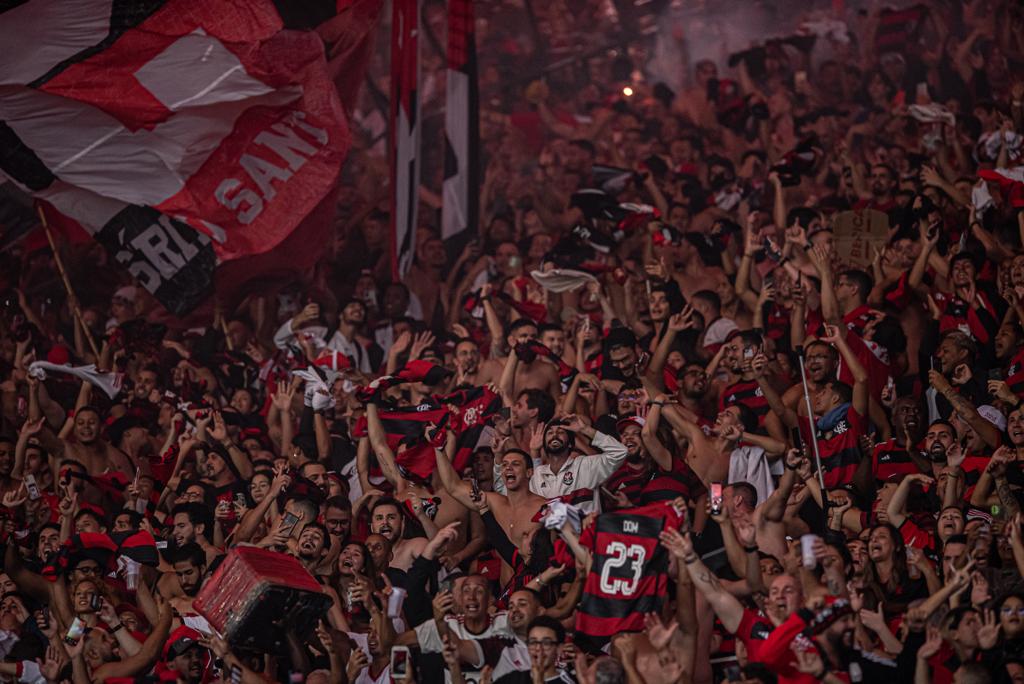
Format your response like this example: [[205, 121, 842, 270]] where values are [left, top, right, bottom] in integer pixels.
[[750, 353, 798, 428], [92, 594, 172, 682], [886, 473, 932, 528], [365, 402, 402, 487], [821, 324, 868, 417], [929, 370, 1001, 448], [641, 397, 675, 471], [660, 528, 745, 634], [807, 245, 840, 325], [432, 430, 476, 510]]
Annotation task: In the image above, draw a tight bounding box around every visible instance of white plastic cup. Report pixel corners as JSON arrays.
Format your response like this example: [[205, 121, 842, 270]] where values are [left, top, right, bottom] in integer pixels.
[[800, 534, 820, 570], [124, 558, 140, 591]]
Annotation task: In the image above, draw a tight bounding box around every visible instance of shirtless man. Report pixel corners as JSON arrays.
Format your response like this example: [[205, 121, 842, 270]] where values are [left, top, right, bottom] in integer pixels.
[[453, 338, 501, 387], [369, 497, 427, 571], [363, 404, 485, 567], [433, 432, 545, 582], [780, 341, 838, 413], [28, 377, 134, 486], [483, 317, 562, 401]]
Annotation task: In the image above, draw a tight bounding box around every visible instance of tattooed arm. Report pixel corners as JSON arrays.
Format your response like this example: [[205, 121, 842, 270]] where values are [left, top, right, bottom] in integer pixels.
[[660, 528, 745, 634]]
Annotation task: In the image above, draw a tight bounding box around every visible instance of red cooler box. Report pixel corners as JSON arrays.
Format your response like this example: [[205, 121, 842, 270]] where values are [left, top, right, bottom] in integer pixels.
[[194, 546, 332, 653]]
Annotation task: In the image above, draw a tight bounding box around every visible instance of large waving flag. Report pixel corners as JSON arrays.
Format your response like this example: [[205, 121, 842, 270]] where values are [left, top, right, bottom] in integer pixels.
[[0, 1, 367, 316], [389, 0, 421, 279], [978, 167, 1024, 208], [441, 0, 479, 241]]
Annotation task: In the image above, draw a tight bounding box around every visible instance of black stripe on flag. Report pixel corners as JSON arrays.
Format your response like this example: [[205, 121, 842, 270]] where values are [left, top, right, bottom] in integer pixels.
[[0, 122, 56, 191], [441, 0, 479, 240], [94, 205, 215, 316], [25, 0, 168, 88]]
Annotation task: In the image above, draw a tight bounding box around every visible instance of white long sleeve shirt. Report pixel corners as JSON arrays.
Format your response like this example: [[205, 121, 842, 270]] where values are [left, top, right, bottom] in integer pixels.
[[528, 431, 628, 499]]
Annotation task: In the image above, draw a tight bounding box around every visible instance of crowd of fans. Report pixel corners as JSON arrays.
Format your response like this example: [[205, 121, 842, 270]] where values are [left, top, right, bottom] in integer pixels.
[[4, 0, 1024, 682]]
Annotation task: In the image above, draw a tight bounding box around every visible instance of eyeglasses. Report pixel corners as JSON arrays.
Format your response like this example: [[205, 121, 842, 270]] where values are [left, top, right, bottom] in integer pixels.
[[527, 639, 559, 649], [76, 566, 100, 575]]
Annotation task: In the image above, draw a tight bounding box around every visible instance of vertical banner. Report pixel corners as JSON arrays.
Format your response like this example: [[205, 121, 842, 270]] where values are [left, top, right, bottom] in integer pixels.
[[441, 0, 479, 241], [390, 0, 421, 279]]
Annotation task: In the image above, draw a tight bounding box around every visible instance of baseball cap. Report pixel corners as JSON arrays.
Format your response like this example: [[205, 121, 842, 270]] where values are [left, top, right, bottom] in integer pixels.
[[162, 626, 204, 660], [616, 415, 646, 433]]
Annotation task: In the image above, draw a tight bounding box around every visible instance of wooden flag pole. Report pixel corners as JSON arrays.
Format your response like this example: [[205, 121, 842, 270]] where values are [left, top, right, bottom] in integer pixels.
[[36, 206, 101, 359]]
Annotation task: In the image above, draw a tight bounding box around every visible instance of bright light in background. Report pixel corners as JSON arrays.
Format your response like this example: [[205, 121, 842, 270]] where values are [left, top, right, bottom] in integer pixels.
[[622, 86, 633, 97]]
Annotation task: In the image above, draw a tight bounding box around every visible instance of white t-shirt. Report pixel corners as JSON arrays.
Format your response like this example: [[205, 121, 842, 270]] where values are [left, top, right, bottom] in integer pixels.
[[414, 613, 516, 684]]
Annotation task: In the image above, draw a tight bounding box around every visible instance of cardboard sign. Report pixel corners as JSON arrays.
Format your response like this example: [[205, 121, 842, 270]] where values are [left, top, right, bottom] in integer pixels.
[[832, 209, 890, 268]]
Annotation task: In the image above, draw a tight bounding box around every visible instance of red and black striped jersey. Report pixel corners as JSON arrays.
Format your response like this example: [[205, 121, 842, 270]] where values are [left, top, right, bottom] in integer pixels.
[[936, 290, 1001, 345], [640, 455, 705, 504], [602, 463, 651, 507], [798, 408, 866, 489], [1007, 347, 1024, 399], [871, 439, 925, 485], [575, 502, 683, 647], [719, 379, 770, 429]]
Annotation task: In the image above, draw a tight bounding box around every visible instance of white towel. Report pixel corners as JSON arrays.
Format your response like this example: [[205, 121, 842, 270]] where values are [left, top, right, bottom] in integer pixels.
[[27, 362, 123, 399], [727, 445, 776, 505]]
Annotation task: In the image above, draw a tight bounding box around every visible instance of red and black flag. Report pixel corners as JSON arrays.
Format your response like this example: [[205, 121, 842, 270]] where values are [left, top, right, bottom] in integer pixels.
[[441, 0, 479, 241], [575, 501, 683, 651], [352, 384, 502, 479], [356, 360, 453, 403], [0, 0, 375, 316], [874, 4, 928, 52], [111, 529, 160, 567], [445, 384, 503, 471], [390, 0, 421, 278], [351, 403, 449, 481]]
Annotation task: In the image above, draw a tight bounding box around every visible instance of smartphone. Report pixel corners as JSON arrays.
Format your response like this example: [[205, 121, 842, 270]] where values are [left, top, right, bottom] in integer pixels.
[[23, 474, 40, 501], [90, 594, 103, 611], [391, 646, 410, 678], [470, 476, 482, 502], [280, 512, 300, 537], [710, 482, 724, 516], [724, 665, 742, 682], [65, 617, 86, 645], [235, 492, 247, 507], [743, 345, 756, 360]]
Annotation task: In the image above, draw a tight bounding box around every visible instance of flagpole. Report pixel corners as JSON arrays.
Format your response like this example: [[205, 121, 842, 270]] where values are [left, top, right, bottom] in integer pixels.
[[797, 348, 828, 494], [36, 206, 101, 360]]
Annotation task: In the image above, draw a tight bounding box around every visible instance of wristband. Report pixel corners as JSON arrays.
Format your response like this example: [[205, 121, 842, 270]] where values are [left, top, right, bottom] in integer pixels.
[[683, 554, 699, 565], [743, 545, 759, 553], [110, 623, 124, 633], [785, 463, 798, 471], [651, 401, 665, 407]]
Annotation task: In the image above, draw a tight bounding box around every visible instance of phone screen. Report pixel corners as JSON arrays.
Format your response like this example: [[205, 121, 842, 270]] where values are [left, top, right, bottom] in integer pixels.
[[710, 483, 724, 515], [65, 618, 86, 644], [280, 512, 300, 536], [391, 647, 409, 677]]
